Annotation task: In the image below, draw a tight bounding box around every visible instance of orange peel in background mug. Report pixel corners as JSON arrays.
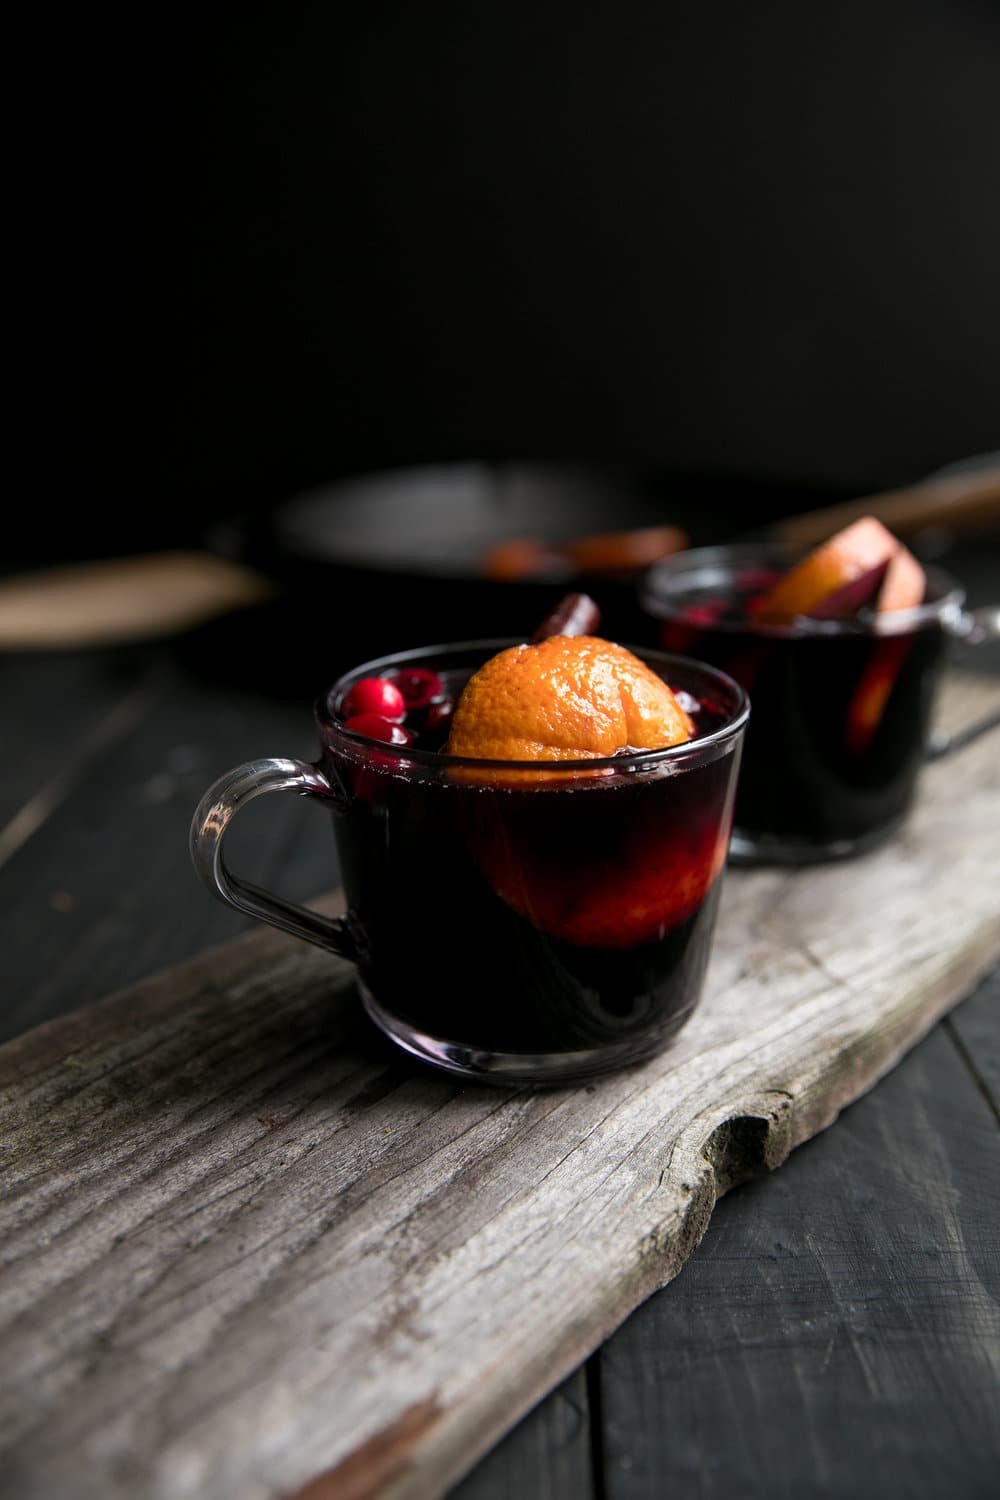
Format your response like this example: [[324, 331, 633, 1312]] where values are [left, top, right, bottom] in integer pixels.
[[753, 516, 925, 621]]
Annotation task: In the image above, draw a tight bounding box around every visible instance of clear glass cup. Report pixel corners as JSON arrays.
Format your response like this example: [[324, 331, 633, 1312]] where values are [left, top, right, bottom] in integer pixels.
[[190, 641, 748, 1084], [640, 543, 1000, 864]]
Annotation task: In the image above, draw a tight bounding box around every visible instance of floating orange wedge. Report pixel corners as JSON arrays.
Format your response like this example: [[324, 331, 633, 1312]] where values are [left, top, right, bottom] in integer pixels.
[[449, 635, 703, 945], [843, 637, 913, 755], [754, 516, 927, 751], [875, 543, 926, 614], [473, 812, 729, 948], [756, 516, 924, 621], [843, 543, 927, 753], [446, 634, 694, 762]]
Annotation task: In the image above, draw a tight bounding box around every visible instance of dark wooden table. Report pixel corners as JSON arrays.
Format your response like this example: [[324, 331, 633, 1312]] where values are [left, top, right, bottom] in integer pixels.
[[2, 563, 998, 1499]]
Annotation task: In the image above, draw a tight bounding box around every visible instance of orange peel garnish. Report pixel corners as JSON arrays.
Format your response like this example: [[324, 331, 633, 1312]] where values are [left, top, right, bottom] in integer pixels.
[[874, 542, 926, 613], [756, 516, 924, 621], [446, 634, 694, 763]]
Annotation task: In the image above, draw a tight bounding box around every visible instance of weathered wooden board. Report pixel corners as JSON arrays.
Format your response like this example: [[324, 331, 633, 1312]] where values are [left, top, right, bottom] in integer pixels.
[[597, 1011, 1000, 1498], [1, 675, 998, 1500]]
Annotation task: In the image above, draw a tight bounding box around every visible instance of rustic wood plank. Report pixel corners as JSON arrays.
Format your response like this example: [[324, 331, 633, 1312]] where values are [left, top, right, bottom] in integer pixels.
[[596, 1012, 1000, 1498], [460, 965, 1000, 1500], [0, 673, 998, 1500]]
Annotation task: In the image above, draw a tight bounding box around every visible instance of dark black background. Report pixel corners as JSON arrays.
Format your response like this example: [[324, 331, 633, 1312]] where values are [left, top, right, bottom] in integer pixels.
[[8, 1, 1000, 562]]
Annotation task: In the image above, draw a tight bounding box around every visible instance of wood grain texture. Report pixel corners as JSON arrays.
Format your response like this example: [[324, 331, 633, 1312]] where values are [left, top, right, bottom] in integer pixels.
[[0, 675, 998, 1500], [597, 1013, 1000, 1500]]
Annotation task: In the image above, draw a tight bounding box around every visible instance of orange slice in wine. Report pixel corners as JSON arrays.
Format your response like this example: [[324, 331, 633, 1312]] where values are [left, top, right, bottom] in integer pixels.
[[755, 517, 901, 621], [874, 542, 926, 613], [446, 634, 694, 763], [842, 542, 927, 753]]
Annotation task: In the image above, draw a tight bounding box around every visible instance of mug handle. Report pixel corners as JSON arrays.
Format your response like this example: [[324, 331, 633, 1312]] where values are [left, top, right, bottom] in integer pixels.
[[929, 605, 1000, 759], [189, 757, 356, 958]]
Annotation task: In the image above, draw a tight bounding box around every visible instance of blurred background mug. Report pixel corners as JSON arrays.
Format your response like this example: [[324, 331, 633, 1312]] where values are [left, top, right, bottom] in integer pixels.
[[640, 543, 1000, 864]]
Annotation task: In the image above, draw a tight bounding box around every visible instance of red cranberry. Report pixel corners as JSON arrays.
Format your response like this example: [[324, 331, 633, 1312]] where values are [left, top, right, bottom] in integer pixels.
[[390, 667, 445, 711], [424, 697, 454, 734], [343, 714, 414, 746], [342, 677, 406, 722]]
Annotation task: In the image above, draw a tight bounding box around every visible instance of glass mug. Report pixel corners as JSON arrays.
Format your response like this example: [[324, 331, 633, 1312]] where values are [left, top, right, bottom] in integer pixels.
[[190, 641, 748, 1084], [640, 543, 1000, 864]]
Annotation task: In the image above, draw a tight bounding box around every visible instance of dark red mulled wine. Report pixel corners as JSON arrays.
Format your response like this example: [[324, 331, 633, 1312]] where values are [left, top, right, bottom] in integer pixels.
[[641, 545, 966, 863], [315, 643, 747, 1081], [190, 639, 747, 1084]]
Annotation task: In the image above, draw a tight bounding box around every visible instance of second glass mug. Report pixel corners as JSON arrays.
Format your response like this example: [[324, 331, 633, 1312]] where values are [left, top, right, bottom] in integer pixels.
[[640, 543, 1000, 864], [190, 642, 748, 1085]]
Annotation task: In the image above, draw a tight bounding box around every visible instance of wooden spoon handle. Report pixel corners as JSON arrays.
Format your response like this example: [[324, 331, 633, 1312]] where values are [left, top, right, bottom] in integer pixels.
[[0, 552, 273, 650], [774, 462, 1000, 548]]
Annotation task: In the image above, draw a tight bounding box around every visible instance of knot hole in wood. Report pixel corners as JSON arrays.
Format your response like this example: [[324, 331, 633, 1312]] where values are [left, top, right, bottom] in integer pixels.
[[703, 1113, 779, 1194]]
